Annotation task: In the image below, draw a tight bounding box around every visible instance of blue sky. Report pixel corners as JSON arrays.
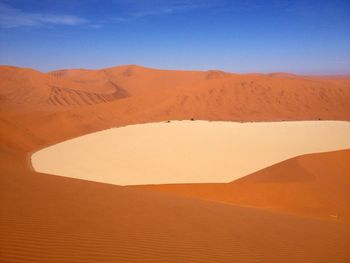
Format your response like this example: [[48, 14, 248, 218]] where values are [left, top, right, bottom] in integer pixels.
[[0, 0, 349, 74]]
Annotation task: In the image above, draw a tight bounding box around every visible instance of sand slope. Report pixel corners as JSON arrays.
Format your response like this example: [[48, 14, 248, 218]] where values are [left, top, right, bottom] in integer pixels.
[[1, 160, 350, 262], [1, 65, 350, 262], [138, 149, 350, 222], [1, 65, 350, 121]]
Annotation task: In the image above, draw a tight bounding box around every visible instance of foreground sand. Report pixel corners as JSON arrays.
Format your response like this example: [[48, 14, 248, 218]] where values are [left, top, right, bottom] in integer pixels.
[[32, 120, 350, 185], [2, 154, 350, 262]]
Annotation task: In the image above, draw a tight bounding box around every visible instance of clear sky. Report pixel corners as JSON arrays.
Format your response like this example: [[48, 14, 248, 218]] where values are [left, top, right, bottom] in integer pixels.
[[0, 0, 349, 74]]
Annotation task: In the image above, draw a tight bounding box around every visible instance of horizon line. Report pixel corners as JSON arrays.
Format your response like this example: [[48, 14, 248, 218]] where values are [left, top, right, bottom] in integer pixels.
[[1, 63, 350, 77]]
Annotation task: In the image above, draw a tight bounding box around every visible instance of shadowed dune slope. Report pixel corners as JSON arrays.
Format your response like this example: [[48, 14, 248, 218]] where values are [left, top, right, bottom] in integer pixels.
[[136, 149, 350, 222], [0, 66, 129, 110], [1, 65, 350, 262]]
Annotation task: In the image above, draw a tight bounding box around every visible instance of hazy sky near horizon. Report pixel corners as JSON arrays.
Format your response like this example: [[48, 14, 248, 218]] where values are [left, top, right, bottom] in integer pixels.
[[0, 0, 349, 74]]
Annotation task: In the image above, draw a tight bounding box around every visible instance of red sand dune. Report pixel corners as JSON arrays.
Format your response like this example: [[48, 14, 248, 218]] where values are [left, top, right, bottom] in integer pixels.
[[1, 65, 350, 262], [1, 65, 350, 120]]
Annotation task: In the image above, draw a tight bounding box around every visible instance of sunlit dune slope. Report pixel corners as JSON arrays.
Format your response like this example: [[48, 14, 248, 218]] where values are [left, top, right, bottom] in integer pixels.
[[1, 65, 350, 121], [136, 149, 350, 222]]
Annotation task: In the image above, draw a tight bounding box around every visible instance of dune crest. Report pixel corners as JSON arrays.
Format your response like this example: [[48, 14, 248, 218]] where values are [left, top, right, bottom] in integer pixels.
[[137, 149, 350, 222]]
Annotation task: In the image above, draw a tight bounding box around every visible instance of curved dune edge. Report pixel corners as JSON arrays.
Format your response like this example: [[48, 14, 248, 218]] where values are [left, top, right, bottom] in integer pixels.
[[135, 149, 350, 222], [31, 120, 350, 186]]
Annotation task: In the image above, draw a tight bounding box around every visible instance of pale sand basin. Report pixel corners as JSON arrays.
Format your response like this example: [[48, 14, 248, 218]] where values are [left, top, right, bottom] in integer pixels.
[[31, 121, 350, 186]]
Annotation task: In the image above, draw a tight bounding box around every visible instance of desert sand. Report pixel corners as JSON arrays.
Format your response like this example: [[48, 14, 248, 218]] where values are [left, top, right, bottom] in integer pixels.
[[136, 149, 350, 222], [1, 65, 350, 262], [32, 120, 350, 185]]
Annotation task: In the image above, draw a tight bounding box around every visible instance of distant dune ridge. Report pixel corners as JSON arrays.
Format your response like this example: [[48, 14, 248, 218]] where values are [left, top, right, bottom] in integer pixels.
[[1, 65, 350, 120], [1, 65, 350, 262]]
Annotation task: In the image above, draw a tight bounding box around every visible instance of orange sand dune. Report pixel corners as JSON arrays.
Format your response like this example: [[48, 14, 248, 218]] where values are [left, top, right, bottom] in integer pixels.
[[1, 65, 350, 121], [1, 65, 350, 151], [1, 65, 350, 262], [137, 149, 350, 222]]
